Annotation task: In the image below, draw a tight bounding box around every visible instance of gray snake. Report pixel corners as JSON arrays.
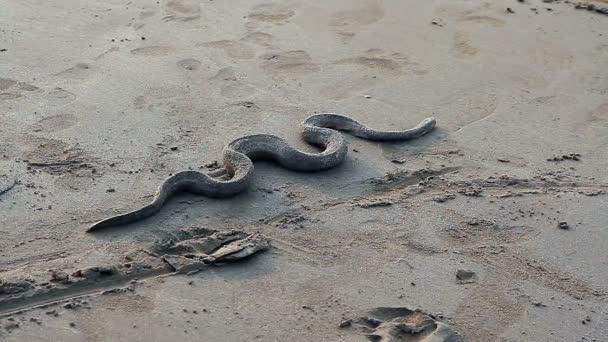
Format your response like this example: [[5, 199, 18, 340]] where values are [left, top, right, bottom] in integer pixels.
[[87, 113, 436, 232]]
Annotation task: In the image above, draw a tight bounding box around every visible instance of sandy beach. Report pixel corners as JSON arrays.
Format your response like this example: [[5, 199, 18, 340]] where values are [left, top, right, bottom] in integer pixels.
[[1, 0, 607, 340]]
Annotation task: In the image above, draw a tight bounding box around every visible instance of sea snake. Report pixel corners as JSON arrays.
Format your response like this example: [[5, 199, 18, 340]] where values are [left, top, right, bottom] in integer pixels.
[[87, 113, 436, 232]]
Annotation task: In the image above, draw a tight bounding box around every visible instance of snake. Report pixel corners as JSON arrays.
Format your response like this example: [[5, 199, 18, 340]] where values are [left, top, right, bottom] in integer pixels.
[[87, 113, 436, 232]]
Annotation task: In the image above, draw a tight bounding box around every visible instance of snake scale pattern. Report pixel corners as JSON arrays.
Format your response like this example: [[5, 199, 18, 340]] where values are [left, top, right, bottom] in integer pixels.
[[88, 113, 436, 232]]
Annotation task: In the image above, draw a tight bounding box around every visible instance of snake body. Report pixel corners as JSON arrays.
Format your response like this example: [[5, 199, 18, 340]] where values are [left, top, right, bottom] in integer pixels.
[[87, 113, 436, 232]]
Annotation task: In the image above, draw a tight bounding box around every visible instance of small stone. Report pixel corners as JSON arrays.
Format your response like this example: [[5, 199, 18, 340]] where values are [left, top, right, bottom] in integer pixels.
[[338, 319, 352, 328], [170, 146, 178, 151], [558, 221, 570, 230], [4, 322, 20, 331], [69, 322, 76, 327], [358, 200, 393, 208], [507, 7, 515, 13], [50, 270, 70, 284], [456, 269, 477, 283], [106, 188, 115, 193]]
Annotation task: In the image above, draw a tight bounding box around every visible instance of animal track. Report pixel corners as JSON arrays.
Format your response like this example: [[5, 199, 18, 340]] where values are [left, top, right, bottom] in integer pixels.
[[241, 31, 274, 47], [334, 49, 408, 74], [30, 114, 78, 133], [451, 32, 478, 60], [260, 50, 319, 75], [54, 63, 94, 79], [176, 58, 201, 71], [442, 219, 536, 245], [139, 10, 155, 20], [200, 40, 255, 60], [328, 0, 383, 41], [163, 0, 201, 21], [44, 88, 77, 107], [457, 15, 505, 28], [329, 0, 383, 27], [320, 49, 410, 100], [248, 3, 295, 23], [207, 67, 256, 99], [0, 78, 40, 101], [130, 46, 174, 57], [587, 103, 608, 128]]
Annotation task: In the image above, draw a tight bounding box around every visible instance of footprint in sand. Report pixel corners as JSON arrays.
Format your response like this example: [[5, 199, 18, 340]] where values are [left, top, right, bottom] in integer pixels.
[[328, 0, 383, 42], [199, 40, 255, 60], [0, 78, 18, 91], [30, 114, 78, 133], [241, 31, 274, 48], [54, 63, 95, 80], [442, 217, 537, 245], [132, 86, 186, 112], [133, 95, 146, 110], [245, 3, 296, 32], [162, 0, 201, 22], [319, 49, 413, 100], [44, 88, 77, 107], [457, 15, 505, 27], [139, 10, 156, 20], [131, 46, 174, 57], [450, 15, 505, 61], [248, 3, 295, 23], [587, 103, 608, 128], [176, 58, 201, 71], [451, 32, 478, 60], [260, 50, 319, 76], [535, 47, 575, 68], [220, 82, 255, 99], [20, 136, 100, 191], [334, 50, 405, 74], [0, 78, 40, 100], [210, 67, 255, 99], [0, 80, 76, 108]]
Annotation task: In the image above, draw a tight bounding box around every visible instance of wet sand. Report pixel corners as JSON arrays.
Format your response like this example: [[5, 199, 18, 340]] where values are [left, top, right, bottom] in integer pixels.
[[1, 0, 607, 341]]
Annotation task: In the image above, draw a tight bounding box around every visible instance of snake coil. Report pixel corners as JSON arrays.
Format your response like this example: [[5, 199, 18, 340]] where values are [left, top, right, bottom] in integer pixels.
[[88, 113, 436, 232]]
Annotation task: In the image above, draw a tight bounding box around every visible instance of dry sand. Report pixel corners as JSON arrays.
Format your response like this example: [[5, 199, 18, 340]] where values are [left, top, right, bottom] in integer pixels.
[[1, 0, 608, 341]]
